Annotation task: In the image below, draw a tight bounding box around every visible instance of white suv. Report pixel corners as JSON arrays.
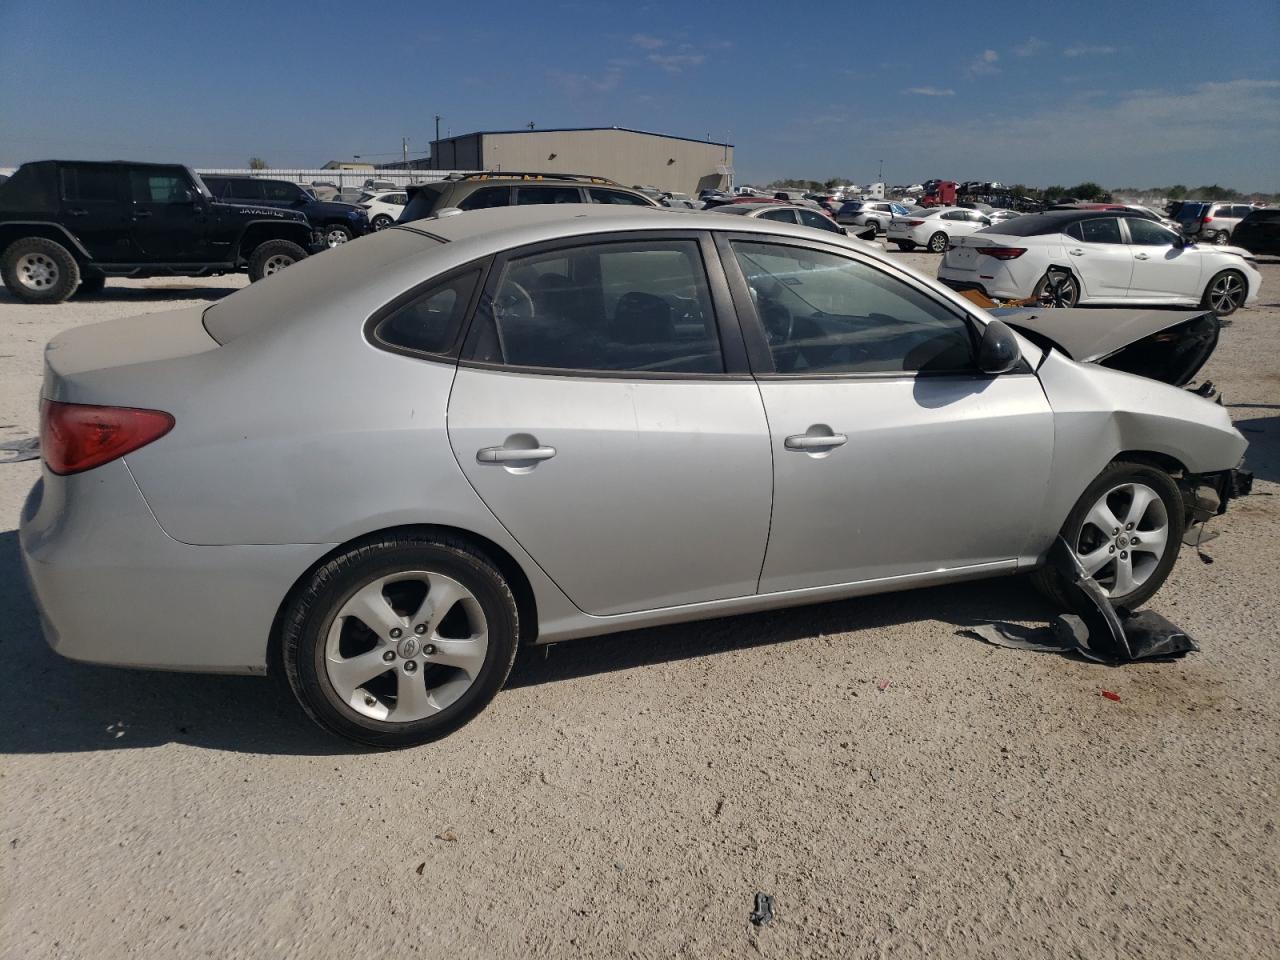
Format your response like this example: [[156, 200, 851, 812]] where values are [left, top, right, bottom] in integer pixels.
[[1175, 202, 1253, 245]]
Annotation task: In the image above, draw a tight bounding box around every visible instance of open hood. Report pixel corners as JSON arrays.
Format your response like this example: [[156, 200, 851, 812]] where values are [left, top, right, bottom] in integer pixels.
[[990, 307, 1220, 387]]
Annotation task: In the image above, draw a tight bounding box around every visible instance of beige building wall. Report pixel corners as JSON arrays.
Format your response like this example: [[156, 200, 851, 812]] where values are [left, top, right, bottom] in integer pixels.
[[432, 129, 732, 195]]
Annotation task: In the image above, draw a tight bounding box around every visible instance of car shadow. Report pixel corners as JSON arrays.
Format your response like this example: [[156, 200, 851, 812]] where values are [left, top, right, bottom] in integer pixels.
[[0, 528, 1055, 756], [1227, 412, 1279, 484]]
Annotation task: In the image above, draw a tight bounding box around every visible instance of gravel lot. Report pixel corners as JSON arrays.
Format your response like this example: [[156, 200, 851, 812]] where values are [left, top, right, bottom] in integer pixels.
[[1, 250, 1277, 959]]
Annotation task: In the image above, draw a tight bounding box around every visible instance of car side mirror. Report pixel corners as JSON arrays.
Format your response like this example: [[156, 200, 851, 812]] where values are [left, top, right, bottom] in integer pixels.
[[976, 318, 1022, 374], [1171, 234, 1185, 249]]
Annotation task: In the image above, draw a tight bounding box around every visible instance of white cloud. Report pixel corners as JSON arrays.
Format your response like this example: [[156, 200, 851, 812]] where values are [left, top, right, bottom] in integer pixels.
[[550, 67, 624, 96], [1013, 36, 1046, 57], [902, 86, 955, 96], [966, 49, 1000, 77], [648, 52, 706, 73], [629, 33, 665, 50], [1064, 44, 1118, 57]]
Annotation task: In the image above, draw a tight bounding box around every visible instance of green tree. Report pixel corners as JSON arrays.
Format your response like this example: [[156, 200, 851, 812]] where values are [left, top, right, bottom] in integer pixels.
[[1166, 184, 1187, 199], [1067, 181, 1105, 201], [248, 157, 267, 170]]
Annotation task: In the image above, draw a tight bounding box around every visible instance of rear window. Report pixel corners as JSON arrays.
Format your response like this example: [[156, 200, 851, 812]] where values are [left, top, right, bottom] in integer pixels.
[[0, 163, 54, 211], [1176, 204, 1206, 221], [980, 214, 1079, 236], [400, 183, 447, 221]]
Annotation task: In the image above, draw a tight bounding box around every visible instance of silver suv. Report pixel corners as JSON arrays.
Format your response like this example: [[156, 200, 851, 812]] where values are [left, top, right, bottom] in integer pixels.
[[835, 200, 909, 234], [1175, 201, 1253, 245], [399, 172, 658, 222]]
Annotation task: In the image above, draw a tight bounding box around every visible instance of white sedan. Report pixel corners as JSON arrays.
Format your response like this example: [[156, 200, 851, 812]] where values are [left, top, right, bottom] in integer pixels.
[[938, 211, 1261, 315], [886, 207, 992, 253], [358, 191, 408, 230]]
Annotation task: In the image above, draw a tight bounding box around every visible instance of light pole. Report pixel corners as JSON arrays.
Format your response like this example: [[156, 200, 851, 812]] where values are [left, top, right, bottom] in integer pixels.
[[434, 115, 441, 168]]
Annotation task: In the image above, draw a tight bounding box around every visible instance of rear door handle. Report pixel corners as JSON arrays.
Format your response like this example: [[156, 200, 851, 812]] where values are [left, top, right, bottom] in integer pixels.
[[1134, 252, 1150, 260], [1068, 248, 1084, 256], [66, 208, 89, 217], [785, 433, 847, 450], [477, 445, 556, 464]]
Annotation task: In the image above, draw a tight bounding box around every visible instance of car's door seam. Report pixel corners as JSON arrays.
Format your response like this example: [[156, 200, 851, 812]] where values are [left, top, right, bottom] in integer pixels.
[[752, 376, 777, 594]]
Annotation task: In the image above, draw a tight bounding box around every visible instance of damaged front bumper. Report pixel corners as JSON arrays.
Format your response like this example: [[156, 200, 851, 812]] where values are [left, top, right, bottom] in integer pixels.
[[1181, 464, 1253, 524]]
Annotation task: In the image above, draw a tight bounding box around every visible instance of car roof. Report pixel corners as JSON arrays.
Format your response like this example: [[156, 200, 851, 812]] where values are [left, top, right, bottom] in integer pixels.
[[713, 204, 814, 217]]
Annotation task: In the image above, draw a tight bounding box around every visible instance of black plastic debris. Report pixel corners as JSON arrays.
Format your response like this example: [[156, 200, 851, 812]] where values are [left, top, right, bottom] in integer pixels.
[[963, 535, 1198, 664], [749, 892, 775, 927], [0, 436, 39, 464]]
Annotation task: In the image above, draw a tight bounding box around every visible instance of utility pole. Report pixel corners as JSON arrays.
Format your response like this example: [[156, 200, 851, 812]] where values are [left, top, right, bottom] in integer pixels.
[[402, 137, 409, 165], [878, 159, 884, 182], [434, 115, 441, 168]]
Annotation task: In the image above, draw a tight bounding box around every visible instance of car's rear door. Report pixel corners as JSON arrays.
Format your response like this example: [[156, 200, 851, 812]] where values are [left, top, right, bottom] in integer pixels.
[[447, 231, 773, 616], [56, 163, 130, 261], [719, 234, 1053, 593], [1064, 217, 1132, 298]]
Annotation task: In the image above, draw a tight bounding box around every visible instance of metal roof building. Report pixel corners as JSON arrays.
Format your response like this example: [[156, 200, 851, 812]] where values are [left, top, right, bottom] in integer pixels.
[[427, 127, 734, 195]]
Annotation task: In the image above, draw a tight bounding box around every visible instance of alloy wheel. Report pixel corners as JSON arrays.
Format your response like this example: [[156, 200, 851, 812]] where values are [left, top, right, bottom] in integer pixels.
[[1073, 482, 1170, 598], [324, 570, 488, 722], [1037, 272, 1077, 308], [262, 254, 294, 276], [16, 253, 59, 291], [326, 228, 350, 247], [1208, 273, 1245, 314]]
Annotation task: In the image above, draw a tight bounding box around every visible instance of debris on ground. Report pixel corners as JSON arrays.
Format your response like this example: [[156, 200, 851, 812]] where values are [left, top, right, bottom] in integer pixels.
[[415, 862, 425, 876], [435, 830, 458, 842], [876, 678, 891, 692], [1101, 690, 1122, 702], [960, 536, 1199, 664], [749, 892, 775, 927], [0, 436, 39, 464]]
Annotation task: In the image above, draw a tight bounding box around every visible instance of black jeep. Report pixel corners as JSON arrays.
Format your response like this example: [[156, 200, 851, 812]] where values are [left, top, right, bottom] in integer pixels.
[[0, 160, 319, 303], [201, 175, 371, 249]]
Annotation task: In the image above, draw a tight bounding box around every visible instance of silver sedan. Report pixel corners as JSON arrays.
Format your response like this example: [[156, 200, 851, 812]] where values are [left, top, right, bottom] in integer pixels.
[[20, 206, 1248, 746]]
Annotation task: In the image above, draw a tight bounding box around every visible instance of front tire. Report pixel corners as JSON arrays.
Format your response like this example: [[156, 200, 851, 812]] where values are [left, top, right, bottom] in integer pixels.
[[1212, 230, 1229, 246], [371, 214, 394, 231], [1032, 461, 1184, 610], [247, 239, 307, 282], [1, 237, 81, 304], [866, 219, 881, 235], [1202, 269, 1247, 316], [927, 231, 949, 253], [281, 533, 520, 747], [323, 224, 353, 247]]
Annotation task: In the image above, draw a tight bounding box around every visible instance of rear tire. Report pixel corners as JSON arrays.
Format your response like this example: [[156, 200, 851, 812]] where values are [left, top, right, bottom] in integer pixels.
[[866, 219, 881, 235], [1033, 269, 1079, 307], [927, 231, 949, 253], [1201, 269, 1247, 316], [1212, 231, 1229, 246], [323, 224, 353, 247], [371, 214, 394, 231], [281, 532, 520, 747], [1032, 461, 1184, 611], [1, 237, 81, 304], [247, 239, 307, 282], [894, 241, 916, 251]]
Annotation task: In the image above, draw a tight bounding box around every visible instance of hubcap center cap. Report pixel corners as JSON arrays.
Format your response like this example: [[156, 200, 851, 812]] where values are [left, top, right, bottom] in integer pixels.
[[397, 637, 420, 659]]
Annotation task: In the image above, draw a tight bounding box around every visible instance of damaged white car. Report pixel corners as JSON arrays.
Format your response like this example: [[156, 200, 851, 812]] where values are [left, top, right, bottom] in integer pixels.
[[20, 206, 1250, 745]]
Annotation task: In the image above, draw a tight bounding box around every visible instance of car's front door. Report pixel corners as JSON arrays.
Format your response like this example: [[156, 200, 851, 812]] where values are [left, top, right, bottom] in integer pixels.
[[57, 164, 131, 261], [721, 236, 1054, 593], [1123, 217, 1203, 299], [128, 167, 207, 260], [1064, 217, 1132, 298], [447, 233, 773, 616]]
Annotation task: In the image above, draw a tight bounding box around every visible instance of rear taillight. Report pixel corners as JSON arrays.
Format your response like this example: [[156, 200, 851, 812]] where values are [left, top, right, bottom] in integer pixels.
[[903, 219, 924, 226], [978, 246, 1027, 260], [1202, 216, 1213, 223], [40, 400, 174, 476]]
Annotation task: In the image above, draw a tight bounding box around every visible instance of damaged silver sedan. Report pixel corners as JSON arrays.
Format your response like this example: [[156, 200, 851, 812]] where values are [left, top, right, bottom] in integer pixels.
[[20, 206, 1249, 746]]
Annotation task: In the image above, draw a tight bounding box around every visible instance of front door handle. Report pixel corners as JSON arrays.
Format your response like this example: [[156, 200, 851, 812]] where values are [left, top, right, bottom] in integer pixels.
[[133, 210, 153, 219], [1068, 248, 1085, 256], [785, 433, 847, 451], [66, 208, 89, 217], [477, 445, 556, 464], [1134, 252, 1150, 260]]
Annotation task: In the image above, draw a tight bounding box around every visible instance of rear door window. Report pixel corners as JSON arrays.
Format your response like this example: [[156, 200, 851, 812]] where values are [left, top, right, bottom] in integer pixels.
[[464, 239, 723, 374], [371, 269, 481, 356], [515, 186, 583, 205], [59, 165, 123, 203], [797, 209, 841, 233], [1078, 218, 1123, 243], [759, 209, 798, 223]]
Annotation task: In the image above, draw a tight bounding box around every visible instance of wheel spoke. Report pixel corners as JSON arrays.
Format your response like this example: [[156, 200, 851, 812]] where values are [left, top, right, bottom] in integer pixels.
[[328, 647, 391, 695], [1124, 485, 1156, 528], [340, 581, 404, 636], [1133, 524, 1167, 557], [393, 669, 437, 721], [1078, 544, 1113, 576], [426, 635, 488, 678], [1111, 553, 1137, 597], [414, 576, 468, 635], [1085, 500, 1121, 537]]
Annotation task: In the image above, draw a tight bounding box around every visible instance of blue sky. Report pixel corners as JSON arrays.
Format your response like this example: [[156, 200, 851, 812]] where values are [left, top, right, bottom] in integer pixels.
[[2, 0, 1277, 190]]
